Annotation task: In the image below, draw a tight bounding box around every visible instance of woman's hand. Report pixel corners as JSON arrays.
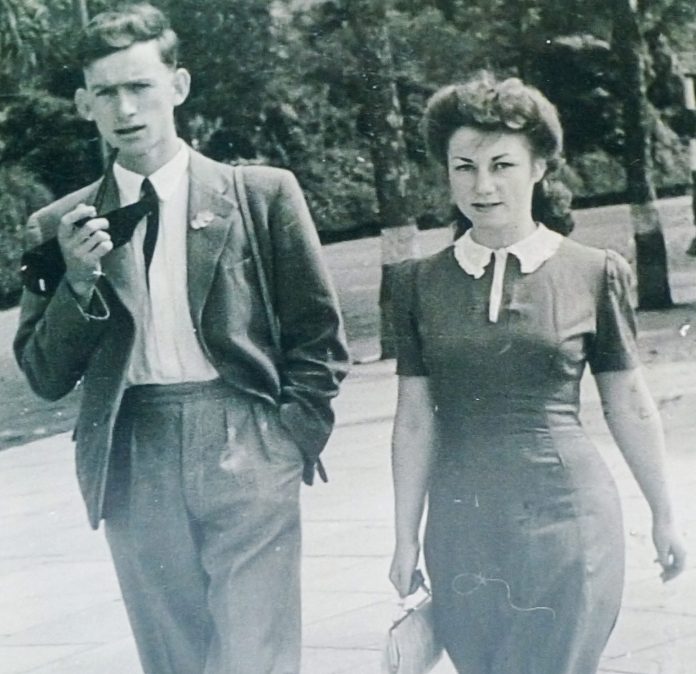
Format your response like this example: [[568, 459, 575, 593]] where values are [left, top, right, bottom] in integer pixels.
[[389, 540, 421, 598], [596, 370, 686, 583], [653, 517, 687, 582]]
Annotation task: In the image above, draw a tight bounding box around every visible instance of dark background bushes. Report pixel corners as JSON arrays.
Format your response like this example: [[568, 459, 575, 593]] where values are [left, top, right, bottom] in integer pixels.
[[0, 166, 53, 307]]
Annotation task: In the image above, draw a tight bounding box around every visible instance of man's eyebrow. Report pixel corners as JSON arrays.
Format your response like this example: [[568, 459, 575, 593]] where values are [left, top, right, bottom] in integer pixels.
[[89, 81, 117, 91], [90, 78, 153, 91]]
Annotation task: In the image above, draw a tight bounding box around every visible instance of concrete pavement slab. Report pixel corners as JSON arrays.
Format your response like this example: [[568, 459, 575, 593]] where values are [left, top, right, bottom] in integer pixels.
[[0, 644, 95, 674], [2, 353, 695, 673], [302, 646, 379, 674], [18, 639, 143, 674]]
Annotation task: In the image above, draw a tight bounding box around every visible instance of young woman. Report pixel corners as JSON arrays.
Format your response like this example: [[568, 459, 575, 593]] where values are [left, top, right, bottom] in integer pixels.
[[389, 73, 686, 674]]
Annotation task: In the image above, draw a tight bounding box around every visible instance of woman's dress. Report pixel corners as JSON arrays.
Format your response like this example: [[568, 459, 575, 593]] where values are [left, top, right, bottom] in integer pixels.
[[393, 228, 639, 674]]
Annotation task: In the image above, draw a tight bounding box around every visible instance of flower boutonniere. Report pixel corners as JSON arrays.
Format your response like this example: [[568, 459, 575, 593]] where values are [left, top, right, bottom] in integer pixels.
[[191, 209, 215, 230]]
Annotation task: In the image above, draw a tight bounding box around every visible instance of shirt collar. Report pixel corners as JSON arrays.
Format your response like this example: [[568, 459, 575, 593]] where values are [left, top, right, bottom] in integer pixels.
[[113, 141, 189, 204], [453, 223, 563, 279]]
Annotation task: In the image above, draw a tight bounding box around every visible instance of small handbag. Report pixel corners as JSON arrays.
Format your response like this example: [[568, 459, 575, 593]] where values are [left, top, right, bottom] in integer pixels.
[[381, 571, 443, 674]]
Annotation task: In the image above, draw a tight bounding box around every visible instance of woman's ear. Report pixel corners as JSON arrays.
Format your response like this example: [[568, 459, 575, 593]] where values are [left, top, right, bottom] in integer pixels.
[[532, 157, 547, 183], [74, 88, 93, 121]]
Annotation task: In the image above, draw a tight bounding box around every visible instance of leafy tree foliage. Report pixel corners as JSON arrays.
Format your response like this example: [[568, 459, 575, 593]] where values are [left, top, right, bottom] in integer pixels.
[[0, 0, 53, 93], [0, 165, 53, 305], [0, 92, 102, 196], [0, 0, 695, 239]]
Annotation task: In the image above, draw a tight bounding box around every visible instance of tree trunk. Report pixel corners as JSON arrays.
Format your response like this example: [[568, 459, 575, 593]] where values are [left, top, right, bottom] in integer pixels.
[[72, 0, 89, 27], [612, 0, 672, 309], [348, 0, 418, 359]]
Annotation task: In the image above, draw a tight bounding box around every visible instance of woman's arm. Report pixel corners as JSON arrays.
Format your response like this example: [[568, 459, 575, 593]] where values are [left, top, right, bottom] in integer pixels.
[[595, 368, 687, 581], [389, 375, 437, 597]]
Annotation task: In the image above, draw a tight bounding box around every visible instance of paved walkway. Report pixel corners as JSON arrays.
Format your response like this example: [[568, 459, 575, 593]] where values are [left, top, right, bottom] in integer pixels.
[[2, 317, 696, 672]]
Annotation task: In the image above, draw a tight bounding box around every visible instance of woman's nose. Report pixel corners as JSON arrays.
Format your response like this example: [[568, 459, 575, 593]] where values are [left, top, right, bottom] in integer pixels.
[[474, 169, 494, 194]]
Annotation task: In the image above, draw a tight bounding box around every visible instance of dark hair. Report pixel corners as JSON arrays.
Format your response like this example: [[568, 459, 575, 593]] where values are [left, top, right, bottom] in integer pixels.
[[76, 3, 178, 70], [424, 72, 573, 236], [424, 72, 562, 169]]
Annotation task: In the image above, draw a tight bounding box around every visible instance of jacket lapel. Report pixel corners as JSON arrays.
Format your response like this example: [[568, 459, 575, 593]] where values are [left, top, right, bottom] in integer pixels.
[[98, 148, 240, 328], [186, 150, 240, 329], [99, 171, 142, 318]]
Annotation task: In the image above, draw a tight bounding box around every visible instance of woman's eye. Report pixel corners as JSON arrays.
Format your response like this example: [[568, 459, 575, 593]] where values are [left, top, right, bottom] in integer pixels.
[[454, 164, 474, 172], [494, 162, 514, 170]]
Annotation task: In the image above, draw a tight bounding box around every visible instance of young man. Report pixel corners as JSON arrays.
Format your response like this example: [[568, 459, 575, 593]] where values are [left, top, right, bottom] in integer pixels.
[[14, 5, 349, 673]]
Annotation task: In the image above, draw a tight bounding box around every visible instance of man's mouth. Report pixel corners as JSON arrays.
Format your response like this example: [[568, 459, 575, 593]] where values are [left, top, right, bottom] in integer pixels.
[[115, 125, 146, 136]]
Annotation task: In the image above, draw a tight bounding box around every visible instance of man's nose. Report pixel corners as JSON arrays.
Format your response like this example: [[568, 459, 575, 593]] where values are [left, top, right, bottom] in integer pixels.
[[116, 91, 137, 116]]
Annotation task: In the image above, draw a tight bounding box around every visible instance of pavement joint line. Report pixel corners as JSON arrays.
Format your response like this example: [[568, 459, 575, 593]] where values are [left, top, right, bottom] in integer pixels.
[[305, 606, 388, 627], [0, 556, 67, 561], [1, 642, 104, 647], [344, 369, 394, 380], [307, 465, 390, 471], [604, 627, 696, 659], [304, 519, 391, 523], [302, 645, 382, 652], [305, 590, 392, 595], [335, 415, 395, 428], [7, 645, 103, 674], [620, 608, 696, 618], [0, 598, 130, 630], [303, 554, 388, 559], [305, 598, 392, 624]]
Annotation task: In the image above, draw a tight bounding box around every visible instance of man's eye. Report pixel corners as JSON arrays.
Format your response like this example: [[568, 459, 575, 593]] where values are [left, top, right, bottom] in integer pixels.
[[494, 162, 514, 170]]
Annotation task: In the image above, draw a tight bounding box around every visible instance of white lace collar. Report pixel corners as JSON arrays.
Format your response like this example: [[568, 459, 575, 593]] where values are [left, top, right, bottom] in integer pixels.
[[453, 223, 563, 279]]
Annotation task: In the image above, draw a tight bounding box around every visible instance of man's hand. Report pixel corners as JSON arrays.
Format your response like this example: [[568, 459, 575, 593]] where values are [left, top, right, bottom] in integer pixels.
[[57, 204, 113, 302]]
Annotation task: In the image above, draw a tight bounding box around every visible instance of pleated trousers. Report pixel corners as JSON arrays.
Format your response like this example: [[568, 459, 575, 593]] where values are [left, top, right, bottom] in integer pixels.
[[103, 379, 304, 674]]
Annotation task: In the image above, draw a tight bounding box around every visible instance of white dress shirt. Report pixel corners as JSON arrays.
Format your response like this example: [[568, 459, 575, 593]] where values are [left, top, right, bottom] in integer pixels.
[[113, 142, 219, 385], [453, 224, 563, 323]]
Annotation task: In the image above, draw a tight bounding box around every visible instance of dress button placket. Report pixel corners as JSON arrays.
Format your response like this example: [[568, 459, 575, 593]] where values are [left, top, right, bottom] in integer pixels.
[[488, 249, 508, 323]]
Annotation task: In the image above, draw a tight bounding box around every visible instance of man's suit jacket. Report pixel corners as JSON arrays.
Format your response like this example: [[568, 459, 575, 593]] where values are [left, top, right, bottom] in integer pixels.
[[14, 148, 350, 528]]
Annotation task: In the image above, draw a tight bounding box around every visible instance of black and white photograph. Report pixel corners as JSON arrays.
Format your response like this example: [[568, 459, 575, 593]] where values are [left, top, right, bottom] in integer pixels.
[[1, 1, 694, 673]]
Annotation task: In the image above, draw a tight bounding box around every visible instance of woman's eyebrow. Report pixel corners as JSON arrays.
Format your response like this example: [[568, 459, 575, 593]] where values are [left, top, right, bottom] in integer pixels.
[[451, 152, 515, 162]]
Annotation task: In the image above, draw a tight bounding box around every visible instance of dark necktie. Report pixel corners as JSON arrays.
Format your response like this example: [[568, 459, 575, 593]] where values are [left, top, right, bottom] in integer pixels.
[[140, 178, 159, 285]]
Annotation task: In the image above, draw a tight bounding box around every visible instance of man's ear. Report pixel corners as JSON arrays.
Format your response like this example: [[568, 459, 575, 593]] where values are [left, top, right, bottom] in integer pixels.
[[172, 68, 191, 107], [75, 88, 93, 121]]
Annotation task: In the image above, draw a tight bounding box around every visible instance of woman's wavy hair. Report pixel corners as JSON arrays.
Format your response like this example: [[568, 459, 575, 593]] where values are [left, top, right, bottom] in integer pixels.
[[423, 72, 574, 237]]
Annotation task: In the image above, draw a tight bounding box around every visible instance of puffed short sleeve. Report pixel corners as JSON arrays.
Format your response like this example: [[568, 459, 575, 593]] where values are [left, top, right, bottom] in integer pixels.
[[588, 249, 640, 374], [392, 260, 429, 376]]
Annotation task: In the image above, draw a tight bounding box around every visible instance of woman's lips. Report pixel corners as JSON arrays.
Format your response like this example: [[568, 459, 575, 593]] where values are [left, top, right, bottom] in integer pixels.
[[472, 202, 502, 210]]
